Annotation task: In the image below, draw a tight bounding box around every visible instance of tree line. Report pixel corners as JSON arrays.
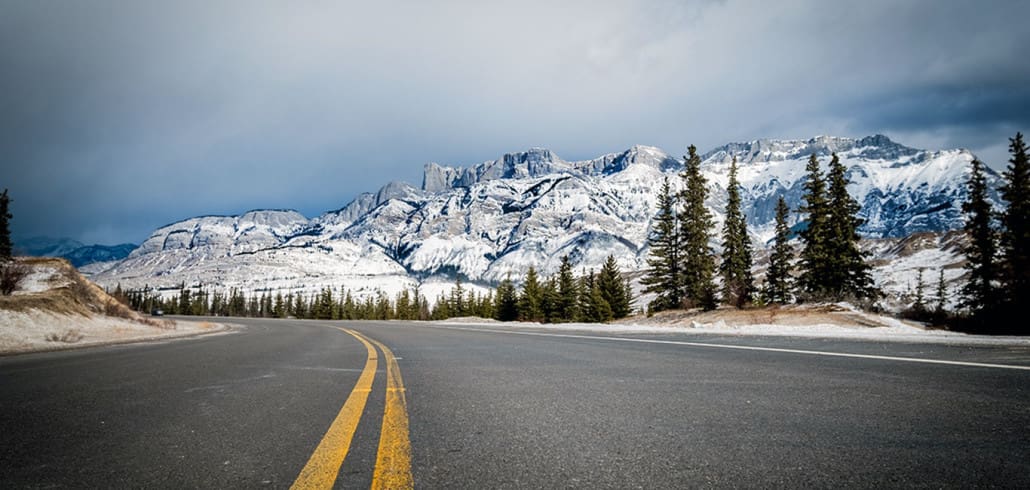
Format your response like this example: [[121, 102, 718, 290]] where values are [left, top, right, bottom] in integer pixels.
[[641, 146, 875, 314], [957, 132, 1029, 333], [116, 254, 634, 323]]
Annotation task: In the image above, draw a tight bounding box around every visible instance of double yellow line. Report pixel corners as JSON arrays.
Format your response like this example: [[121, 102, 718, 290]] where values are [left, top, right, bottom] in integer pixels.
[[291, 328, 413, 489]]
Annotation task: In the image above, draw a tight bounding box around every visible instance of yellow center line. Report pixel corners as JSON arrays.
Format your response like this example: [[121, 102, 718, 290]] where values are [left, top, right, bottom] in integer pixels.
[[351, 331, 414, 490], [291, 328, 377, 490]]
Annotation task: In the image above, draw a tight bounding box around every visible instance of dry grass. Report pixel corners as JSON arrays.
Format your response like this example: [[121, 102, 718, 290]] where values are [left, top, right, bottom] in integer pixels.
[[45, 329, 83, 343], [0, 257, 156, 326]]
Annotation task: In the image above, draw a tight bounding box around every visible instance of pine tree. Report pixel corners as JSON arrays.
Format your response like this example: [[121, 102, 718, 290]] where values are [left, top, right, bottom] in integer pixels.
[[934, 269, 948, 316], [178, 283, 191, 315], [797, 154, 830, 300], [431, 292, 450, 320], [450, 277, 466, 317], [0, 189, 11, 261], [913, 268, 927, 314], [395, 289, 412, 320], [494, 274, 519, 321], [578, 271, 612, 323], [273, 292, 285, 318], [824, 153, 875, 300], [540, 277, 561, 323], [641, 177, 683, 312], [960, 158, 999, 317], [999, 132, 1030, 319], [679, 145, 717, 310], [557, 255, 580, 322], [375, 291, 392, 320], [598, 255, 631, 319], [518, 267, 544, 322], [763, 196, 793, 304], [719, 157, 754, 307]]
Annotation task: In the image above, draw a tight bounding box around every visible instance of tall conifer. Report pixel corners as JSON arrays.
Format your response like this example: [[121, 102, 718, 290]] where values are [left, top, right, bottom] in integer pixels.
[[999, 132, 1030, 318], [763, 196, 794, 304], [494, 274, 518, 321], [557, 255, 580, 321], [679, 145, 717, 310], [598, 255, 631, 319], [518, 267, 544, 322], [825, 153, 875, 299], [960, 158, 998, 317], [719, 157, 754, 307], [641, 177, 682, 312], [797, 154, 829, 299]]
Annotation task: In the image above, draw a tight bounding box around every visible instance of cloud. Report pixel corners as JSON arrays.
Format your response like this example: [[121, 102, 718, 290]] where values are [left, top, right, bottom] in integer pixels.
[[1, 0, 1027, 243]]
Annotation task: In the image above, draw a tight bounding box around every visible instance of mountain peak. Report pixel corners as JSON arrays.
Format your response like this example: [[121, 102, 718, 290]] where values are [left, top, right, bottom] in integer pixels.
[[703, 134, 922, 165]]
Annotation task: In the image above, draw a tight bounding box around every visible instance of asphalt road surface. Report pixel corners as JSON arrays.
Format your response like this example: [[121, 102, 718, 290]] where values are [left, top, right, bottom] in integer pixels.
[[2, 318, 1029, 488]]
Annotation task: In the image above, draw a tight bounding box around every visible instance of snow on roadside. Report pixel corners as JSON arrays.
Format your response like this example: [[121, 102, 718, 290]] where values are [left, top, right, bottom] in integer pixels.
[[434, 318, 1030, 347], [0, 309, 230, 355], [13, 264, 66, 295]]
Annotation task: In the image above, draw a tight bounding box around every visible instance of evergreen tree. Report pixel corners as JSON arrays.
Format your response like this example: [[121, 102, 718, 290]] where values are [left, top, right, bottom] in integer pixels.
[[598, 255, 632, 319], [679, 145, 717, 310], [494, 274, 519, 321], [824, 153, 875, 300], [193, 288, 209, 316], [960, 158, 999, 317], [342, 290, 356, 319], [934, 269, 948, 316], [210, 290, 224, 316], [293, 292, 307, 319], [0, 189, 11, 261], [375, 291, 392, 320], [273, 292, 285, 318], [261, 291, 273, 317], [579, 272, 613, 323], [431, 292, 451, 320], [540, 277, 561, 323], [315, 287, 334, 319], [763, 196, 793, 304], [248, 295, 260, 317], [641, 177, 683, 312], [718, 157, 754, 307], [999, 132, 1030, 318], [557, 255, 580, 322], [797, 154, 830, 299], [476, 291, 495, 319], [913, 268, 927, 314], [395, 289, 412, 320], [518, 266, 544, 322], [450, 277, 466, 317], [178, 283, 191, 315]]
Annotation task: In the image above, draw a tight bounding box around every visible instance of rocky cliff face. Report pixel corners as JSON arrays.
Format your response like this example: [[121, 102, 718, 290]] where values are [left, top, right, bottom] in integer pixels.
[[89, 135, 1000, 306]]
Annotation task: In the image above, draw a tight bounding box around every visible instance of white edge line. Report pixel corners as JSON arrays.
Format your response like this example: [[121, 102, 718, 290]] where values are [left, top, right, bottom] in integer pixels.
[[418, 324, 1030, 372]]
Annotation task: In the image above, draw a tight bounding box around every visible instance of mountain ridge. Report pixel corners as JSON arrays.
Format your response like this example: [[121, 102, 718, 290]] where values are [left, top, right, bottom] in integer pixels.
[[88, 135, 1000, 308]]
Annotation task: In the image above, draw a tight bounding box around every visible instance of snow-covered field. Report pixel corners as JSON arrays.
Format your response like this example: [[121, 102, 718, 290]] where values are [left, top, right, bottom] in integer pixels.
[[0, 309, 228, 355]]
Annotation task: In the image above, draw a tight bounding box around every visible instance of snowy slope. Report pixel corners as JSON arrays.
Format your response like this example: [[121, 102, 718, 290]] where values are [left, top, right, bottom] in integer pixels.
[[91, 135, 999, 307]]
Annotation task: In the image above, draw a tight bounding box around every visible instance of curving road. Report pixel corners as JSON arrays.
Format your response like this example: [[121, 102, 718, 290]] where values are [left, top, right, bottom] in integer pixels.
[[2, 318, 1029, 488]]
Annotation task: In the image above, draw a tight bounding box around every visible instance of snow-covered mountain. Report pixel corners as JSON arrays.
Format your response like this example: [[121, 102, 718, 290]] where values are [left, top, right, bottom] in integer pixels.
[[89, 135, 999, 306], [15, 237, 137, 267]]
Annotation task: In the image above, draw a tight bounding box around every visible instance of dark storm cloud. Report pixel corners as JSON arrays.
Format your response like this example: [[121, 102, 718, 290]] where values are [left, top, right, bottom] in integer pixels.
[[1, 0, 1027, 244]]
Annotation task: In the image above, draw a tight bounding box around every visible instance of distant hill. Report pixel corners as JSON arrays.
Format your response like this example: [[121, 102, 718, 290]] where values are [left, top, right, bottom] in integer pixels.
[[15, 237, 137, 267]]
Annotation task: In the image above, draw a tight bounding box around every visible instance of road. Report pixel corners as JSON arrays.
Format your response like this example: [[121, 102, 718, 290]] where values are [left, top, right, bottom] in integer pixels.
[[2, 318, 1029, 488]]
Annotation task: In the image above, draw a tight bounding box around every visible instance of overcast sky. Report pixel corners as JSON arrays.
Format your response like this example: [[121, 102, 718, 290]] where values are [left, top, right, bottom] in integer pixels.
[[2, 0, 1028, 245]]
